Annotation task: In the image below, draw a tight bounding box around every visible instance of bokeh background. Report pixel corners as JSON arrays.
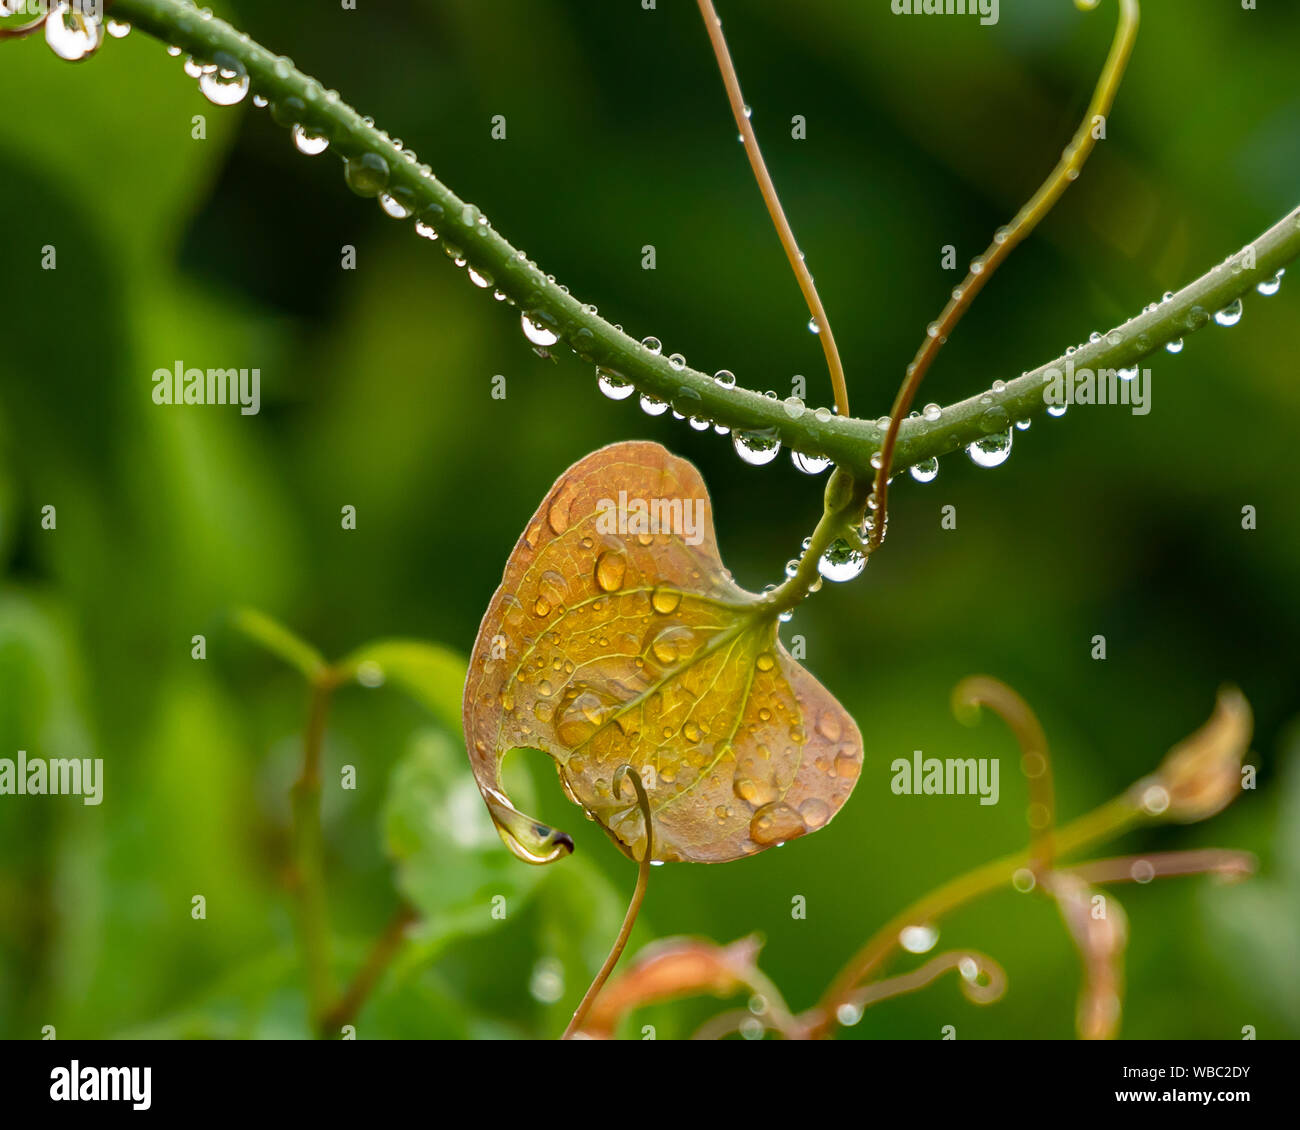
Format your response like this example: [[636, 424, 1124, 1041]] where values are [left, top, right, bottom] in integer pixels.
[[1, 0, 1297, 1039]]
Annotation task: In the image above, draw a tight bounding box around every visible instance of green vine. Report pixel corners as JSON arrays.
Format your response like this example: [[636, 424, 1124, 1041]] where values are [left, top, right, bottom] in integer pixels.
[[84, 0, 1300, 480]]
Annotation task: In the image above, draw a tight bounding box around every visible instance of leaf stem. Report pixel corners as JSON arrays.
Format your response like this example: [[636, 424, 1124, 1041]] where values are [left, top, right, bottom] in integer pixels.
[[695, 0, 850, 419], [106, 1, 1300, 477]]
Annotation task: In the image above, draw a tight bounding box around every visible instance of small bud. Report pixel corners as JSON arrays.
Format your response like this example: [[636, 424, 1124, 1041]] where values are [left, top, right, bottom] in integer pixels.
[[1137, 687, 1252, 823]]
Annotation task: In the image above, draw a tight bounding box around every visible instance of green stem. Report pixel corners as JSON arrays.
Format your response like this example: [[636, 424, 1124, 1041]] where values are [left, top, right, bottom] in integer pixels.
[[292, 673, 336, 1037], [813, 795, 1141, 1031], [108, 0, 1300, 478]]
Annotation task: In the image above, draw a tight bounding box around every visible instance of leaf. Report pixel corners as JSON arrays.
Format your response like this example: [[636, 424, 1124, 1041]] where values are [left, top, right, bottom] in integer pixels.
[[338, 639, 466, 733], [576, 935, 764, 1040], [463, 441, 863, 865], [232, 607, 326, 682]]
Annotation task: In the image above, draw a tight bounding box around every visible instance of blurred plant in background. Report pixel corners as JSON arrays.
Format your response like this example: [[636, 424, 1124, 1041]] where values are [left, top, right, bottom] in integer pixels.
[[2, 0, 1298, 1040]]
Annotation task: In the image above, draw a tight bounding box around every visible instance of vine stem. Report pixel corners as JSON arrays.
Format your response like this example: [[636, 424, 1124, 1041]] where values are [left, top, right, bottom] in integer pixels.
[[810, 795, 1140, 1035], [696, 0, 851, 420], [100, 0, 1300, 480], [867, 0, 1139, 551]]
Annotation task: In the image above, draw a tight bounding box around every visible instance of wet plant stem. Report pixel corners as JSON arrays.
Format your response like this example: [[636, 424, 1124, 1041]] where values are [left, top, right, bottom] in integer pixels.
[[105, 0, 1300, 480], [291, 671, 338, 1037], [812, 795, 1140, 1035]]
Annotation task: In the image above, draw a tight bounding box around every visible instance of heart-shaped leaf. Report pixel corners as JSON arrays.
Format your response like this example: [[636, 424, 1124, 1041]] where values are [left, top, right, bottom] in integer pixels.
[[463, 441, 863, 864]]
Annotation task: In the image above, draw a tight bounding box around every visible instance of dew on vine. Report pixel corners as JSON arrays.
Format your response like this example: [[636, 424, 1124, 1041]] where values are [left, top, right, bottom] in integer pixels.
[[1118, 366, 1137, 382], [379, 193, 411, 219], [290, 124, 329, 155], [639, 394, 668, 417], [909, 457, 939, 483], [415, 220, 439, 241], [689, 416, 711, 431], [991, 379, 1007, 393], [807, 317, 821, 335], [1015, 418, 1031, 430], [45, 2, 102, 61], [783, 396, 805, 419], [791, 450, 831, 475], [1165, 338, 1184, 354], [641, 336, 662, 355], [818, 538, 865, 582], [198, 62, 250, 106], [1047, 403, 1067, 418], [966, 430, 1012, 468], [344, 153, 390, 197], [732, 430, 781, 466], [521, 313, 559, 347], [106, 19, 131, 39], [922, 402, 941, 422], [467, 267, 493, 289], [1213, 298, 1243, 327], [813, 406, 832, 424], [667, 352, 686, 371], [713, 369, 736, 388], [1257, 269, 1285, 296]]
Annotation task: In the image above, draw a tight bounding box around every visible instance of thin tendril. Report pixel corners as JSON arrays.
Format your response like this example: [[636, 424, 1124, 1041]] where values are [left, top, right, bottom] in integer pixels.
[[695, 0, 851, 420], [561, 765, 654, 1039], [865, 0, 1141, 552]]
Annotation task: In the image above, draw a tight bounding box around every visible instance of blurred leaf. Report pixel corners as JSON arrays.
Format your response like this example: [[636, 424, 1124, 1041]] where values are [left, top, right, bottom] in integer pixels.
[[339, 639, 465, 733], [232, 607, 326, 681], [463, 440, 864, 865], [382, 728, 543, 969]]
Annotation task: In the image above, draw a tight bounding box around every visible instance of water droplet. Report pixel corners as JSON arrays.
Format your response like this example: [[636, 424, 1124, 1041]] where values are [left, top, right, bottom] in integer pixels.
[[467, 266, 494, 289], [45, 1, 103, 61], [792, 450, 832, 474], [198, 60, 250, 105], [379, 193, 411, 219], [1047, 403, 1067, 418], [836, 1003, 863, 1027], [713, 368, 736, 388], [922, 402, 941, 422], [529, 956, 565, 1003], [596, 367, 635, 400], [1117, 366, 1137, 382], [1165, 337, 1184, 354], [651, 587, 682, 615], [641, 336, 662, 355], [1256, 268, 1285, 296], [966, 430, 1012, 468], [782, 395, 805, 419], [639, 394, 668, 416], [344, 153, 389, 197], [807, 317, 821, 335], [909, 457, 939, 483], [521, 313, 559, 347], [594, 551, 627, 593], [106, 19, 131, 39], [1213, 298, 1243, 327], [750, 802, 804, 845], [667, 352, 686, 371], [818, 537, 865, 582], [292, 124, 329, 155], [733, 430, 781, 466], [899, 924, 939, 954]]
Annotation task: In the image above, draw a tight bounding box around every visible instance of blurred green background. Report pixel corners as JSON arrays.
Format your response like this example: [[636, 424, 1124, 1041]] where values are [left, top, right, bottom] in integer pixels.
[[1, 0, 1297, 1040]]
